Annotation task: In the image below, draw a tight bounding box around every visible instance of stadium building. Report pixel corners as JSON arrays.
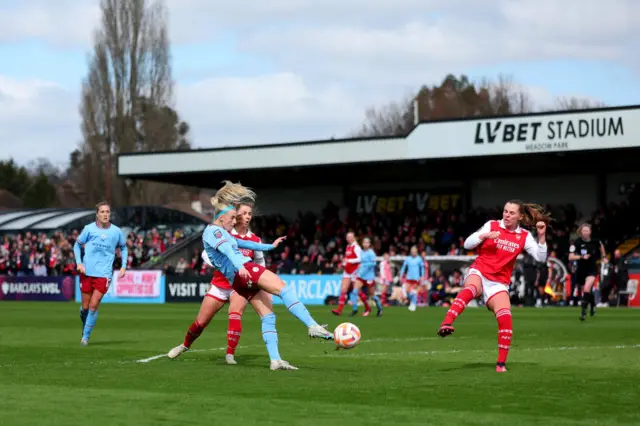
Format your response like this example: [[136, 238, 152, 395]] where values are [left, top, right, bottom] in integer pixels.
[[118, 104, 640, 255]]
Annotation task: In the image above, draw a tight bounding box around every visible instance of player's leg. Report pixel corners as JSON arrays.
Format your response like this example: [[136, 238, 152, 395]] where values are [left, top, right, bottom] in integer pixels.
[[80, 278, 109, 345], [438, 272, 482, 337], [369, 283, 383, 316], [254, 268, 333, 340], [581, 275, 596, 320], [168, 290, 226, 359], [350, 280, 364, 316], [332, 275, 353, 315], [486, 290, 513, 373], [357, 280, 371, 316], [249, 291, 297, 370], [226, 292, 249, 364], [79, 274, 92, 333], [407, 281, 418, 311]]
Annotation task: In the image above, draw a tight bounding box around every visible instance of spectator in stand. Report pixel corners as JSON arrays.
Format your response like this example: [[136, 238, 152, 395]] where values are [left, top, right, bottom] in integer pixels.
[[0, 227, 188, 277]]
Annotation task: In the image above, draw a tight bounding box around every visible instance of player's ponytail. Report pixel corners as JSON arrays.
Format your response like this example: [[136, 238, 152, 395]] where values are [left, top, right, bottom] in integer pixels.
[[210, 180, 257, 220], [508, 199, 552, 228]]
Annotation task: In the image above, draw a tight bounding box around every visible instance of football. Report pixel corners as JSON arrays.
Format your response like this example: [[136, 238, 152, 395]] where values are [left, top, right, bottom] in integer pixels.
[[333, 322, 361, 349]]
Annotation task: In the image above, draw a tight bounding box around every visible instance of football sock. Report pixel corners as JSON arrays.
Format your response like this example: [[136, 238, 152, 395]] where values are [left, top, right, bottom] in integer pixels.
[[372, 295, 382, 311], [261, 313, 282, 361], [496, 308, 513, 365], [82, 309, 98, 341], [335, 291, 349, 313], [183, 320, 206, 348], [80, 307, 88, 327], [358, 291, 370, 312], [350, 289, 359, 312], [227, 312, 242, 356], [443, 286, 477, 324], [279, 285, 317, 328]]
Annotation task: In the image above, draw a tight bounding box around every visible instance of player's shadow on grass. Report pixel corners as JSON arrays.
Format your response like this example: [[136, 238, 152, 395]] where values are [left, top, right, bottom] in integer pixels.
[[85, 340, 131, 346], [441, 362, 540, 371]]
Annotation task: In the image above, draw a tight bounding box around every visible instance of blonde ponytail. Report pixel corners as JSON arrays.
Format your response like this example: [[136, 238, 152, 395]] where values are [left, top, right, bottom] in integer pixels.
[[210, 181, 257, 219]]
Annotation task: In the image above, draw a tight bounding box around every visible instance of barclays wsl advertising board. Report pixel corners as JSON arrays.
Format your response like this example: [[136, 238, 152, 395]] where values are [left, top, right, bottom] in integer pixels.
[[74, 270, 165, 304]]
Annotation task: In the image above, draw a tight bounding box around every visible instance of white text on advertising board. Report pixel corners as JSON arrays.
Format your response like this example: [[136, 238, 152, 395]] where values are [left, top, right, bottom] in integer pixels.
[[474, 115, 624, 153]]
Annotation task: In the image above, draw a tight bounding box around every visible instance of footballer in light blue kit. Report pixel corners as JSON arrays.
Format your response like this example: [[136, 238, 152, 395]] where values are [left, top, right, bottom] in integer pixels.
[[74, 202, 127, 346], [349, 237, 383, 317], [400, 246, 425, 311]]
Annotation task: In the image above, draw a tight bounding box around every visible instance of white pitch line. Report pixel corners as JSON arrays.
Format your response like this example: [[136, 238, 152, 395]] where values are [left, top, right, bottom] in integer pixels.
[[312, 343, 640, 358], [136, 346, 230, 363], [132, 336, 460, 364]]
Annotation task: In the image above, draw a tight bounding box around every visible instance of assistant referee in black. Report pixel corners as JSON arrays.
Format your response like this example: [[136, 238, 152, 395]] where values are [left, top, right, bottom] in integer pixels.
[[568, 223, 607, 321]]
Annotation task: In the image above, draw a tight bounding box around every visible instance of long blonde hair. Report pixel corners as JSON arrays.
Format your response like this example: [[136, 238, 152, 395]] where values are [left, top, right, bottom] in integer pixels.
[[210, 181, 257, 219]]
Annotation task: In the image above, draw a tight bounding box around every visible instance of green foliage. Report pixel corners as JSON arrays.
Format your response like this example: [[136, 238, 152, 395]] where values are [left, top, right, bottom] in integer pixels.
[[0, 159, 58, 208]]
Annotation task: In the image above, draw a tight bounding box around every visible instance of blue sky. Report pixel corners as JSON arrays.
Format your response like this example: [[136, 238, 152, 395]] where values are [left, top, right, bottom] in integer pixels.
[[0, 0, 639, 167]]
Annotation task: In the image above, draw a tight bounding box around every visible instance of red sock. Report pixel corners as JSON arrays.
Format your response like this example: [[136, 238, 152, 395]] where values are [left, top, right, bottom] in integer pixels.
[[183, 320, 205, 348], [496, 308, 513, 364], [358, 291, 370, 312], [381, 290, 388, 305], [443, 286, 477, 324], [227, 312, 243, 356], [335, 292, 348, 313]]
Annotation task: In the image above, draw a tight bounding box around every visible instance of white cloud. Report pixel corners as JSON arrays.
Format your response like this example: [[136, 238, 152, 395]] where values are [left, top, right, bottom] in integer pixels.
[[0, 76, 80, 166], [0, 0, 638, 167]]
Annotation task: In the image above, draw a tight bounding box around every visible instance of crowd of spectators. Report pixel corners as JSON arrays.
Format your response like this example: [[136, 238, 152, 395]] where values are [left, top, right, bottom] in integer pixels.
[[0, 227, 187, 277], [2, 198, 638, 307]]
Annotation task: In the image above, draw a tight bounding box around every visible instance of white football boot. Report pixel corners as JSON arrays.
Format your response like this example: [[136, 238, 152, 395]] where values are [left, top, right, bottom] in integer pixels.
[[225, 354, 237, 365], [270, 360, 298, 370], [308, 324, 334, 340], [167, 344, 188, 359]]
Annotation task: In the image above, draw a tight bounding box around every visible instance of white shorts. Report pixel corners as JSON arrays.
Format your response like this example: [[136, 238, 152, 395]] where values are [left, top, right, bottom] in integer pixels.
[[206, 285, 233, 302], [342, 271, 357, 282], [465, 268, 510, 304]]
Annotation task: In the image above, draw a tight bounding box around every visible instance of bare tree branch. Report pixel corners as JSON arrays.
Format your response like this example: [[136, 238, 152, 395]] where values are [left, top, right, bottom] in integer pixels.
[[76, 0, 191, 206]]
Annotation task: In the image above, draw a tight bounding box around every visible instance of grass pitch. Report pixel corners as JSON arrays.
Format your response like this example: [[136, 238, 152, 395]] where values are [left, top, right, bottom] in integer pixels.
[[1, 303, 639, 426]]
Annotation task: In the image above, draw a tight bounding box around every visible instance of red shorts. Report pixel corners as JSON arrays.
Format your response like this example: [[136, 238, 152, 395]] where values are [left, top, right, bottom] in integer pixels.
[[80, 274, 110, 294], [356, 277, 375, 287], [404, 279, 421, 291], [232, 262, 267, 298]]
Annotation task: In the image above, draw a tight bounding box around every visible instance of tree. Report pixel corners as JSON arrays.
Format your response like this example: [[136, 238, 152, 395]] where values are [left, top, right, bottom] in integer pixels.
[[0, 159, 32, 200], [354, 74, 603, 137], [0, 159, 58, 208], [76, 0, 191, 206], [553, 96, 607, 111], [22, 171, 58, 208]]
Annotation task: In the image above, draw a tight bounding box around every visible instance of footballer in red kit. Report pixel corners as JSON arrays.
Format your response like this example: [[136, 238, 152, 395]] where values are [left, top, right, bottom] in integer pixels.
[[437, 200, 550, 373], [332, 232, 362, 316]]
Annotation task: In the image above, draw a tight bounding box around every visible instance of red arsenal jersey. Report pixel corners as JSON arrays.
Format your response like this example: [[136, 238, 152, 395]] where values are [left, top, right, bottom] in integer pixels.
[[344, 242, 362, 274], [468, 220, 546, 284]]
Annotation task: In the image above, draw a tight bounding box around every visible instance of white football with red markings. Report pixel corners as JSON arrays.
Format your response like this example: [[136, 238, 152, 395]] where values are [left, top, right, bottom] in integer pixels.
[[333, 322, 361, 349]]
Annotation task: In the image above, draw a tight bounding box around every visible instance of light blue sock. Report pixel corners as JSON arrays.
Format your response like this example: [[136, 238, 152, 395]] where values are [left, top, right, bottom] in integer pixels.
[[350, 289, 359, 312], [261, 313, 282, 361], [278, 285, 318, 328], [409, 292, 417, 305], [82, 309, 99, 340], [372, 295, 382, 311]]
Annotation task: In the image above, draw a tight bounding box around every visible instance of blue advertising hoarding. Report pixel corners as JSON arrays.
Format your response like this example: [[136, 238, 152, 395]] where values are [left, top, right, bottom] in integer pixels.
[[271, 274, 341, 305]]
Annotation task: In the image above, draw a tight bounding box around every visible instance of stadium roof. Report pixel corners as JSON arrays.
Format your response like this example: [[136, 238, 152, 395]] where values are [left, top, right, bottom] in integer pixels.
[[118, 105, 640, 183], [0, 208, 94, 231]]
